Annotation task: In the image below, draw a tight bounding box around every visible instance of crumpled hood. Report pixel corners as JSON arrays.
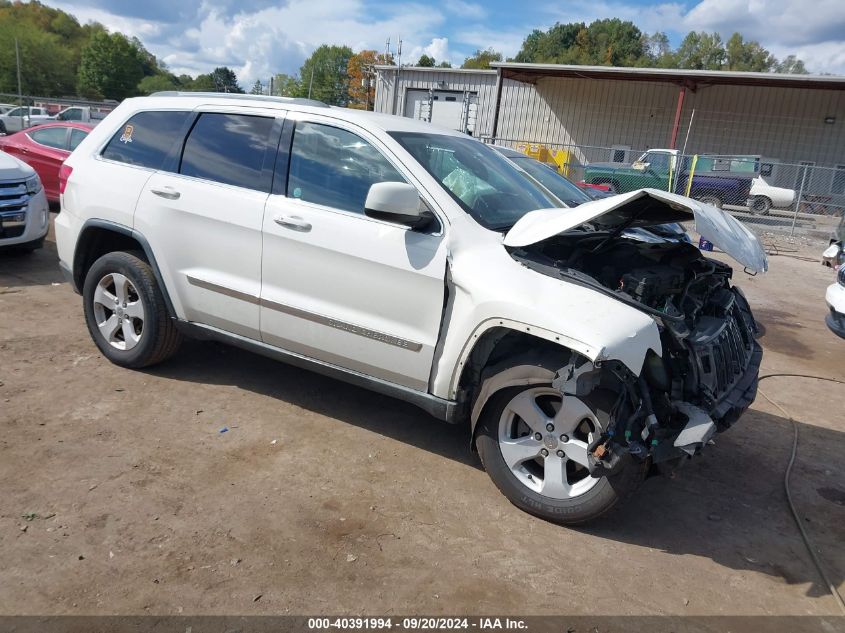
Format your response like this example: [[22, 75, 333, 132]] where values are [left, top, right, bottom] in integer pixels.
[[503, 188, 768, 273], [0, 150, 34, 181]]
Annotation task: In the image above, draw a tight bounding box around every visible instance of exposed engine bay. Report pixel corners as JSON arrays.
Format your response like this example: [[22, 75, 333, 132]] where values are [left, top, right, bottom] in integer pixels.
[[509, 231, 763, 474]]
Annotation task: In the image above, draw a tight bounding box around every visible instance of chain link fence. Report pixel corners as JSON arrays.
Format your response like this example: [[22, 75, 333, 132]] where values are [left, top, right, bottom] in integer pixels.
[[482, 137, 844, 242]]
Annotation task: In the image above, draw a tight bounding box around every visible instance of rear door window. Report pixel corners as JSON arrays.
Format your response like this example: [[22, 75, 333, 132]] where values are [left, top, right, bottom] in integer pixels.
[[101, 111, 191, 169], [179, 113, 276, 192], [69, 128, 88, 151], [287, 121, 406, 213], [29, 126, 68, 150]]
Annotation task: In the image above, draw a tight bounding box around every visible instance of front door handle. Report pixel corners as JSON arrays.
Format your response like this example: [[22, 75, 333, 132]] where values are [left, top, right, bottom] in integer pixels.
[[150, 186, 180, 200], [274, 214, 312, 232]]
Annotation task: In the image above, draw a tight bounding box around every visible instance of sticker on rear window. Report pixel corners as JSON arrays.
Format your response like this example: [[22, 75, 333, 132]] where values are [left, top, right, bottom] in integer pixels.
[[119, 124, 134, 144]]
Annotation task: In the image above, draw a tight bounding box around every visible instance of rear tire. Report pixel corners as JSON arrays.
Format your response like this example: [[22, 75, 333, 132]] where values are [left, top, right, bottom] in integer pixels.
[[750, 196, 771, 215], [476, 384, 647, 524], [82, 251, 182, 368]]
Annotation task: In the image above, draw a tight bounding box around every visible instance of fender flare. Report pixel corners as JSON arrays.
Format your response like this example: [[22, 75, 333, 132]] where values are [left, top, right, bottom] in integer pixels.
[[469, 363, 557, 433], [448, 317, 601, 400], [73, 218, 177, 318]]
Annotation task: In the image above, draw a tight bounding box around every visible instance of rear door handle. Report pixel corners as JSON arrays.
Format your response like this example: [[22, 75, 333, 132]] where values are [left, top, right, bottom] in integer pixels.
[[273, 214, 311, 232], [150, 186, 180, 200]]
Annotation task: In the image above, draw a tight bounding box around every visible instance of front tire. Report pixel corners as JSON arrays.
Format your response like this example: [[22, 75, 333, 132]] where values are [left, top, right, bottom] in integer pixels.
[[82, 251, 182, 368], [476, 385, 646, 524]]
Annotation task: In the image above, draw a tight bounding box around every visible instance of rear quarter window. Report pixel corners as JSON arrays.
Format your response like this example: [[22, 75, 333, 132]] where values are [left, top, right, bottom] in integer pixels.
[[101, 111, 191, 169]]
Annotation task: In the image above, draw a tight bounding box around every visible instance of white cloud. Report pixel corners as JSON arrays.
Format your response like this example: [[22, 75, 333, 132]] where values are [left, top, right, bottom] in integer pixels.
[[544, 2, 686, 36], [52, 2, 165, 38], [452, 26, 527, 60], [767, 41, 845, 76], [445, 0, 485, 20], [46, 0, 845, 80], [407, 37, 452, 65], [683, 0, 845, 48]]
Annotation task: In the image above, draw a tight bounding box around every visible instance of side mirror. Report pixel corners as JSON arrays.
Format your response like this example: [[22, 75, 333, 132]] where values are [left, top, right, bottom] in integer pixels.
[[364, 182, 427, 227]]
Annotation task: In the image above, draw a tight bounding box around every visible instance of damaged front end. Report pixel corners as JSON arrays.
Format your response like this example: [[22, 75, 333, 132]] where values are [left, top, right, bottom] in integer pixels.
[[505, 189, 765, 474]]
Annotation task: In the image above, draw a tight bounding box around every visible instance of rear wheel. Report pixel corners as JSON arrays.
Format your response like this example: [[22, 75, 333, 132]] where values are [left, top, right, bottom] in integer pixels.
[[82, 251, 182, 368], [750, 196, 772, 215], [476, 384, 646, 524]]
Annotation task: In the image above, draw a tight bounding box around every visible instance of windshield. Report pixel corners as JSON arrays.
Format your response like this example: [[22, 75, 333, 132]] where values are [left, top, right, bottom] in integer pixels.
[[389, 132, 558, 230], [508, 156, 591, 207]]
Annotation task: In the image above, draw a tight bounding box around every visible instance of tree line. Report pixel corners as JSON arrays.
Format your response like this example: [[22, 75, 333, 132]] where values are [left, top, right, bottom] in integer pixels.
[[0, 2, 809, 107]]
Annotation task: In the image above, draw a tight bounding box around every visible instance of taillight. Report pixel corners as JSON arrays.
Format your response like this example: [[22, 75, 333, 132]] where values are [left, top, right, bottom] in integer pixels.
[[59, 164, 72, 195]]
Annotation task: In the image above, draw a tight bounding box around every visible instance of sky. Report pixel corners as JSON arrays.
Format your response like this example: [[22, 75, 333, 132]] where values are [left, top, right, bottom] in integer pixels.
[[47, 0, 845, 84]]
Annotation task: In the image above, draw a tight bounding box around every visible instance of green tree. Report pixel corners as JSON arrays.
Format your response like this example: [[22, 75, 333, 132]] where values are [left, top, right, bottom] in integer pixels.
[[437, 61, 452, 68], [271, 73, 300, 97], [673, 32, 726, 70], [209, 66, 243, 93], [77, 30, 144, 99], [137, 73, 180, 95], [584, 18, 644, 66], [776, 55, 808, 75], [297, 44, 354, 105], [0, 18, 77, 96], [185, 73, 217, 91], [640, 32, 671, 65], [461, 48, 502, 69], [250, 79, 264, 95], [519, 23, 584, 63], [513, 20, 645, 65], [417, 54, 435, 67], [725, 32, 776, 72]]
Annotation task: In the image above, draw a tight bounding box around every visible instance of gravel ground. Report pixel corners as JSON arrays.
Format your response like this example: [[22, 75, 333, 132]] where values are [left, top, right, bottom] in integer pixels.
[[0, 223, 843, 616]]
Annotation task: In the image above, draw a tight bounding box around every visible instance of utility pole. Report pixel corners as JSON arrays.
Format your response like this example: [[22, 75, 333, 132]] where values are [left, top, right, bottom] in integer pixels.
[[15, 38, 24, 130], [308, 65, 315, 99], [391, 37, 402, 116]]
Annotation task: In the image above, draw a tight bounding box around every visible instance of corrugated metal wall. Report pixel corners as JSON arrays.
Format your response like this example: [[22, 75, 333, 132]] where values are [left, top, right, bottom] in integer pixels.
[[374, 68, 845, 172]]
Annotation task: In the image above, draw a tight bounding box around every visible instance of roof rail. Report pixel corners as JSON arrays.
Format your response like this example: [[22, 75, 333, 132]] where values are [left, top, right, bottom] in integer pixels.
[[148, 92, 329, 108]]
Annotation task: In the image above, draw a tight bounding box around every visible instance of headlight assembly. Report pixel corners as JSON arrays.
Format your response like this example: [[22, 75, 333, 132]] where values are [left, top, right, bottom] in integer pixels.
[[25, 174, 43, 195]]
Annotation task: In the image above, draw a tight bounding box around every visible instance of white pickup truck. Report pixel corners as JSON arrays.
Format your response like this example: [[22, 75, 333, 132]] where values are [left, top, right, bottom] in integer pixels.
[[52, 106, 106, 125], [0, 106, 51, 134]]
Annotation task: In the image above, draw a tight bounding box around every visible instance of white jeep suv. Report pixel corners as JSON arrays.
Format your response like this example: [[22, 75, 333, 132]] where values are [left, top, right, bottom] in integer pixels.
[[55, 93, 767, 524]]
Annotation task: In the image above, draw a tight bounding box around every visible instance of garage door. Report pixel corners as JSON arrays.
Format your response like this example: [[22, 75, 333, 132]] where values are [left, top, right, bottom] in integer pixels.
[[404, 90, 475, 133]]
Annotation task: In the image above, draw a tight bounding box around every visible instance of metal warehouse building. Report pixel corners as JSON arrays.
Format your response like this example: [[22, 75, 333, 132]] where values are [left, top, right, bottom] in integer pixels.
[[373, 63, 845, 199]]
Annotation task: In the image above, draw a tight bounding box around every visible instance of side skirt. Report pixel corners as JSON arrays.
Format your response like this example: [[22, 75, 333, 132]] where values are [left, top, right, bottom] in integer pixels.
[[176, 321, 460, 424]]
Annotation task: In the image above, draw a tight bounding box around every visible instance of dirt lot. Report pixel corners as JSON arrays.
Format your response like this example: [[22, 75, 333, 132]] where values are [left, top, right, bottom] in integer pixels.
[[1, 223, 843, 616]]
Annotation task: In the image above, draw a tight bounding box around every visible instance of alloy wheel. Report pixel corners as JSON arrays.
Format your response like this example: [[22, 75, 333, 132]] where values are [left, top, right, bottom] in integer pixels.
[[91, 272, 145, 351], [497, 387, 602, 500]]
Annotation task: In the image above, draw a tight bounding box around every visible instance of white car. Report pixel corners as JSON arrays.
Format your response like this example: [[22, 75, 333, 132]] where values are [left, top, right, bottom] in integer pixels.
[[0, 106, 52, 134], [826, 267, 845, 339], [0, 151, 49, 251], [748, 176, 795, 214], [55, 93, 767, 524]]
